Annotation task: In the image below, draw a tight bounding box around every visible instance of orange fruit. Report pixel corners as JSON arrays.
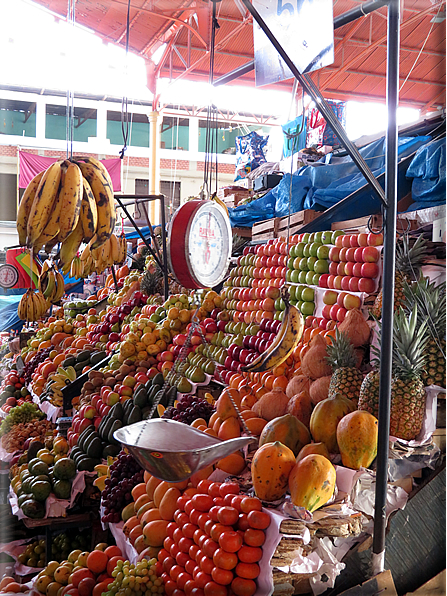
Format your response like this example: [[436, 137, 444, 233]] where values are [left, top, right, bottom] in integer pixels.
[[86, 550, 108, 574]]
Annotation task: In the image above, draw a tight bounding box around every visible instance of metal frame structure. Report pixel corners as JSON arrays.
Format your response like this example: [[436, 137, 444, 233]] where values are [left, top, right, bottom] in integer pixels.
[[238, 0, 400, 575], [114, 194, 170, 301]]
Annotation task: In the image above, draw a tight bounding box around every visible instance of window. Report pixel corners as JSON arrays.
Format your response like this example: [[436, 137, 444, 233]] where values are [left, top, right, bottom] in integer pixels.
[[107, 111, 149, 148], [0, 174, 18, 221], [160, 116, 189, 150], [0, 99, 36, 137], [198, 121, 271, 154], [134, 179, 181, 223], [45, 105, 97, 142]]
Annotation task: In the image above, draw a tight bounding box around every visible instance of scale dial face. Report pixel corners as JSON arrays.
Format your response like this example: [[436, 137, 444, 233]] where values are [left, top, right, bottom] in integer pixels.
[[168, 201, 232, 289], [0, 264, 19, 288]]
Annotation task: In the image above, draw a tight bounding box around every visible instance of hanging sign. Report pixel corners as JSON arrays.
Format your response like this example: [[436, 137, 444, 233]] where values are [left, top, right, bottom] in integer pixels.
[[253, 0, 334, 87]]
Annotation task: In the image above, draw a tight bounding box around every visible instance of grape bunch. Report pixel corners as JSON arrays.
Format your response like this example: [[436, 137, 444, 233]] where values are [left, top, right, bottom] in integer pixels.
[[0, 402, 44, 436], [101, 451, 144, 524], [104, 557, 163, 596], [162, 395, 215, 425], [23, 347, 52, 383]]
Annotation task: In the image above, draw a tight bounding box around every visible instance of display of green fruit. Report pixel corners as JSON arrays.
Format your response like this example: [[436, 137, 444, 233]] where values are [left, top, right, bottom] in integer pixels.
[[53, 457, 76, 481], [52, 479, 71, 500]]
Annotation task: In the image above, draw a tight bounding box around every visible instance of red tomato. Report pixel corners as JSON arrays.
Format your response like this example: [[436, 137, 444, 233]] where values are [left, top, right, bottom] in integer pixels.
[[231, 577, 256, 596], [179, 537, 194, 553], [176, 551, 189, 567], [209, 506, 220, 522], [204, 519, 215, 536], [199, 555, 214, 575], [237, 546, 262, 563], [190, 589, 205, 596], [171, 544, 180, 558], [174, 528, 183, 543], [210, 524, 233, 542], [237, 514, 249, 532], [185, 559, 197, 576], [163, 556, 176, 573], [158, 548, 170, 562], [175, 512, 190, 527], [170, 564, 184, 582], [235, 563, 260, 580], [204, 581, 228, 596], [194, 570, 212, 589], [177, 572, 193, 591], [202, 538, 219, 559], [183, 523, 198, 539], [164, 537, 175, 552], [213, 497, 225, 507], [192, 494, 214, 512], [208, 482, 222, 498], [189, 544, 200, 561], [184, 579, 198, 595], [164, 579, 178, 596], [243, 529, 265, 547], [198, 513, 211, 530], [217, 507, 239, 526], [177, 495, 191, 511], [167, 523, 178, 538], [190, 509, 202, 526], [185, 500, 196, 516], [213, 548, 238, 570], [247, 510, 270, 530], [219, 483, 240, 498], [230, 496, 245, 512], [211, 567, 233, 586], [218, 531, 243, 553], [197, 480, 213, 494], [172, 590, 186, 596], [240, 497, 262, 514]]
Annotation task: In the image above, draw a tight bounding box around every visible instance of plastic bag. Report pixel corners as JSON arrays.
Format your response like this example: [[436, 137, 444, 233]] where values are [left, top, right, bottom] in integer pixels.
[[274, 173, 313, 217], [234, 131, 268, 181]]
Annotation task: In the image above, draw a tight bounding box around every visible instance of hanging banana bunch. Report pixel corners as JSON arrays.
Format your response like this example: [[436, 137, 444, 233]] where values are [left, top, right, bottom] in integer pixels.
[[38, 261, 65, 304], [18, 289, 49, 322]]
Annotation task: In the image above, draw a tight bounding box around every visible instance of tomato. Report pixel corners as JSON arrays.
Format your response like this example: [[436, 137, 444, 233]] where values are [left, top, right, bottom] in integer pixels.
[[213, 548, 238, 570], [197, 479, 213, 494], [240, 497, 262, 514], [208, 482, 222, 498], [167, 522, 178, 538], [189, 544, 200, 561], [174, 527, 184, 542], [171, 544, 180, 558], [194, 570, 212, 589], [231, 577, 256, 596], [202, 538, 219, 559], [230, 496, 245, 512], [158, 548, 170, 562], [176, 551, 190, 567], [211, 567, 233, 586], [164, 579, 178, 596], [209, 506, 220, 522], [177, 572, 194, 591], [185, 559, 197, 576], [190, 509, 202, 526], [192, 494, 214, 512], [204, 581, 228, 596], [179, 537, 194, 553], [184, 579, 198, 595], [198, 513, 211, 530], [199, 554, 214, 575], [177, 495, 190, 511], [164, 537, 175, 552], [213, 497, 225, 507], [218, 531, 243, 553], [219, 483, 240, 497], [170, 564, 184, 582], [237, 546, 262, 563], [183, 523, 198, 539], [163, 556, 176, 573], [235, 562, 260, 580], [247, 510, 270, 530], [190, 589, 205, 596], [223, 494, 235, 506], [210, 524, 233, 542], [217, 507, 239, 526], [237, 514, 249, 532], [243, 529, 265, 547], [175, 512, 190, 527], [204, 519, 215, 536], [185, 499, 196, 516], [172, 590, 186, 596]]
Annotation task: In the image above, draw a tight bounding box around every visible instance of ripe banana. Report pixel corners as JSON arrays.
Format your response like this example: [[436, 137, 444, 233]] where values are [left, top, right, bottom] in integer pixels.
[[33, 188, 64, 252], [241, 302, 304, 373], [52, 270, 65, 303], [59, 218, 84, 270], [76, 161, 116, 249], [57, 161, 83, 243], [83, 157, 113, 189], [17, 171, 45, 246], [70, 256, 83, 279], [18, 289, 48, 321], [212, 195, 229, 217], [80, 178, 98, 243], [110, 234, 120, 263], [27, 161, 63, 247], [118, 234, 127, 264]]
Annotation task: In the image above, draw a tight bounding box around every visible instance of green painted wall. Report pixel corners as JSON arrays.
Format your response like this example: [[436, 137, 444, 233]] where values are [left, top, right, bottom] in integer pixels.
[[0, 108, 36, 137], [198, 124, 271, 154], [161, 122, 189, 151], [107, 120, 150, 148], [45, 114, 97, 142]]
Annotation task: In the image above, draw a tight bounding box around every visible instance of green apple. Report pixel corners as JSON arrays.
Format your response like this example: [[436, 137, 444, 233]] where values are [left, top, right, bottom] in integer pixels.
[[307, 257, 317, 271], [314, 259, 329, 274], [316, 245, 330, 259], [286, 270, 292, 282], [312, 273, 321, 285], [302, 233, 310, 243], [289, 244, 297, 258], [332, 230, 345, 242], [295, 242, 306, 258], [299, 258, 309, 271], [314, 232, 323, 243], [302, 287, 315, 302], [300, 301, 315, 316], [321, 230, 333, 244], [293, 257, 301, 270], [298, 271, 308, 284], [303, 244, 311, 257], [288, 257, 295, 269], [289, 285, 297, 300], [309, 242, 322, 257], [290, 270, 301, 283], [305, 271, 315, 285]]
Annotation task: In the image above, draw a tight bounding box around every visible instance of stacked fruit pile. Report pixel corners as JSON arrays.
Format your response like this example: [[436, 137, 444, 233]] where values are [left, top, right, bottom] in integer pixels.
[[101, 451, 144, 524], [0, 369, 32, 413]]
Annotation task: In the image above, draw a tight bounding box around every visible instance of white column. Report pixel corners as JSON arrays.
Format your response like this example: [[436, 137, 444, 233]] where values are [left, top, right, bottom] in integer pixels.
[[189, 116, 199, 156], [35, 97, 46, 140], [96, 103, 107, 145]]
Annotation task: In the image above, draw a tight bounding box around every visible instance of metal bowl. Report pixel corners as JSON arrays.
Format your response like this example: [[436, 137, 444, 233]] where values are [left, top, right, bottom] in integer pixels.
[[114, 419, 255, 483]]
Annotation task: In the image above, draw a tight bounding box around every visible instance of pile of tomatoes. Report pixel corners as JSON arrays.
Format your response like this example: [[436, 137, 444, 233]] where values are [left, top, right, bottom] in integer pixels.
[[159, 479, 270, 596], [0, 369, 32, 414]]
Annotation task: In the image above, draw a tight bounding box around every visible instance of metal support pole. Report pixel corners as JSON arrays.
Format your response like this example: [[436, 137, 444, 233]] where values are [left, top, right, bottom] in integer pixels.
[[241, 0, 387, 206], [333, 0, 389, 29], [110, 264, 119, 292], [372, 0, 400, 576], [159, 195, 169, 301]]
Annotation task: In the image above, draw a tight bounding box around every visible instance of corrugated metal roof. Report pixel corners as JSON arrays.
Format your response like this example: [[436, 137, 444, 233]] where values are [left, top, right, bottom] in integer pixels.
[[29, 0, 445, 111]]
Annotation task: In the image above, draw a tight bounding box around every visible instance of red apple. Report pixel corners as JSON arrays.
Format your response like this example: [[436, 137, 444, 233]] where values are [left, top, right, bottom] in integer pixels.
[[354, 247, 364, 262], [362, 246, 380, 263], [330, 304, 340, 320], [341, 276, 352, 291], [304, 316, 316, 328], [358, 277, 376, 293], [334, 275, 343, 290], [336, 262, 346, 276], [343, 294, 362, 310], [367, 232, 383, 246], [319, 318, 329, 330], [322, 304, 333, 320], [346, 248, 357, 262], [353, 262, 364, 277], [93, 416, 102, 431], [318, 274, 330, 288], [323, 290, 338, 305], [105, 392, 120, 406], [335, 235, 345, 248], [350, 235, 359, 247], [349, 277, 360, 292], [337, 292, 348, 307], [344, 261, 355, 276], [339, 248, 348, 262], [337, 307, 347, 322], [361, 262, 380, 278], [327, 275, 336, 289], [78, 418, 93, 433], [358, 233, 368, 247], [329, 246, 341, 262], [329, 261, 339, 276]]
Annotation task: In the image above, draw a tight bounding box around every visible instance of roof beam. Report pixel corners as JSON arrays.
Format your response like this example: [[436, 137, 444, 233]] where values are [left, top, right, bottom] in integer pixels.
[[420, 88, 447, 113], [321, 68, 445, 87]]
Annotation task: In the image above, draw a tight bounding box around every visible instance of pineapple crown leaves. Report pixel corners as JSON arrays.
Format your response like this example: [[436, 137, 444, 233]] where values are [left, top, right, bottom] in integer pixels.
[[403, 275, 446, 339], [371, 305, 429, 379], [396, 233, 428, 279], [326, 329, 358, 370]]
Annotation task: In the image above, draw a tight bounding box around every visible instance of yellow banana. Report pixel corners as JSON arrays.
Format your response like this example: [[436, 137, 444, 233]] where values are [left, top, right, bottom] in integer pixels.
[[51, 270, 65, 303], [33, 188, 64, 252], [41, 260, 52, 276], [110, 234, 120, 263], [76, 162, 116, 249], [80, 177, 98, 243], [118, 234, 127, 264], [80, 238, 93, 262], [27, 161, 62, 247], [241, 302, 304, 373], [84, 157, 114, 190], [17, 171, 45, 246], [59, 219, 84, 269], [58, 161, 83, 243]]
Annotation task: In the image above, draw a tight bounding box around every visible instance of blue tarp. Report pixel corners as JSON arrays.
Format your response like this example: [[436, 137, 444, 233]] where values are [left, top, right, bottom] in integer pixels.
[[405, 137, 446, 211]]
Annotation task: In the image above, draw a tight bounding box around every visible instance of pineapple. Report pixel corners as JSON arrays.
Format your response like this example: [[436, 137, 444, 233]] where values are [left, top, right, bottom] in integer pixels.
[[372, 234, 427, 318], [141, 262, 164, 296], [403, 276, 446, 388], [326, 329, 364, 404], [358, 306, 429, 441]]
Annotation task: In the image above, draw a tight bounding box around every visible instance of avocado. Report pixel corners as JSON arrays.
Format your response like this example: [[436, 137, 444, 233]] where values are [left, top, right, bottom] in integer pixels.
[[142, 406, 153, 420], [27, 440, 45, 463], [62, 356, 76, 368], [102, 417, 115, 442], [109, 402, 124, 421], [75, 456, 100, 472], [102, 444, 121, 458], [152, 373, 164, 387], [78, 425, 95, 451], [53, 479, 72, 499], [133, 388, 148, 409], [153, 388, 169, 409], [167, 386, 178, 408], [108, 419, 123, 445], [76, 350, 91, 363], [98, 414, 110, 439], [31, 480, 51, 502], [21, 499, 45, 519], [127, 406, 142, 426], [74, 362, 85, 373], [86, 436, 103, 459], [144, 379, 154, 391], [147, 385, 160, 403], [90, 351, 107, 365], [54, 458, 76, 481]]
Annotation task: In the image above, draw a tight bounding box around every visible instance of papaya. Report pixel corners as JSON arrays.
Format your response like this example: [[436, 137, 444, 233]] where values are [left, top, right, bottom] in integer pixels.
[[296, 442, 330, 463], [336, 410, 378, 470], [159, 487, 182, 521], [251, 441, 296, 502], [309, 395, 356, 453], [142, 519, 169, 547], [288, 454, 336, 512], [259, 414, 311, 456]]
